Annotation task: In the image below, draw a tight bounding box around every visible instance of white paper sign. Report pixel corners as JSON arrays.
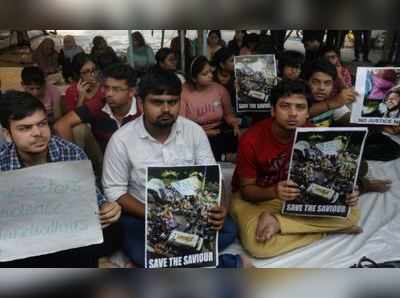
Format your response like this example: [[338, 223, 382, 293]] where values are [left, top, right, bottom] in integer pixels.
[[0, 160, 103, 262]]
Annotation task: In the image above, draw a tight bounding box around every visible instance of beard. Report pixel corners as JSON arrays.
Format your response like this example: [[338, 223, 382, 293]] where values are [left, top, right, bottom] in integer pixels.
[[154, 113, 177, 128]]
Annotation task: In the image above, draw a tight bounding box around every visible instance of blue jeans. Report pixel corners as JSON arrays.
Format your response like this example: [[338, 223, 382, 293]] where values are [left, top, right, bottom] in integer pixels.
[[120, 215, 241, 268]]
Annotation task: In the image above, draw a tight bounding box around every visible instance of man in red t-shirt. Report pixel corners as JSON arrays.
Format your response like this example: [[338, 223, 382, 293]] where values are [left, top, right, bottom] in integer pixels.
[[231, 80, 361, 258]]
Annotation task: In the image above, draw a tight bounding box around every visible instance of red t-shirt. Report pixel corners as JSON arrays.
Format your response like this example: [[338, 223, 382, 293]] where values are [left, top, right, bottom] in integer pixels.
[[231, 117, 293, 192], [63, 82, 105, 113]]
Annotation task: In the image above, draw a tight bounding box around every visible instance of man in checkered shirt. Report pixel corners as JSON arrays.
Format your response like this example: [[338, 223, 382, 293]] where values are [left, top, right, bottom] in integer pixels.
[[0, 90, 121, 267]]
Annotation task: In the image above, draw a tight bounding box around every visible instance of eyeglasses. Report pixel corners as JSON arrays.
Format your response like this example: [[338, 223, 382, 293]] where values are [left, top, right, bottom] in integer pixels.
[[103, 85, 130, 93], [80, 68, 98, 76]]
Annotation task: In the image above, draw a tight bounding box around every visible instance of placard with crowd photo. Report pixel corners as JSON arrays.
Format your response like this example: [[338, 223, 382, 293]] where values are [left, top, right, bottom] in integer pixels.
[[234, 54, 277, 113], [351, 67, 400, 125], [282, 127, 368, 218], [145, 165, 221, 268]]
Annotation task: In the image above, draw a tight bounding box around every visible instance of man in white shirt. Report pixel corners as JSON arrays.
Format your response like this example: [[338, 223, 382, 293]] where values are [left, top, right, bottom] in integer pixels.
[[102, 71, 243, 267]]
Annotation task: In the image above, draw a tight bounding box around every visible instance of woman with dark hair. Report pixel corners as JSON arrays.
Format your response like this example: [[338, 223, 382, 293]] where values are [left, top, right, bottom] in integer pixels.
[[320, 45, 352, 96], [58, 35, 84, 83], [170, 30, 193, 74], [63, 52, 104, 112], [155, 47, 177, 72], [211, 47, 236, 104], [32, 38, 59, 76], [127, 31, 155, 75], [180, 56, 240, 161], [90, 35, 119, 71], [278, 50, 305, 80], [207, 30, 223, 61], [152, 47, 185, 82], [228, 30, 247, 56], [239, 33, 259, 55]]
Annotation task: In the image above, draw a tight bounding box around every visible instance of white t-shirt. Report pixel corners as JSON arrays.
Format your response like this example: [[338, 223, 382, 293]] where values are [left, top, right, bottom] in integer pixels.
[[102, 115, 216, 204]]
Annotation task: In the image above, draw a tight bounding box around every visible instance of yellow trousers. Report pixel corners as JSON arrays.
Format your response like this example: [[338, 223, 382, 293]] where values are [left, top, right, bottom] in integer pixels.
[[230, 192, 360, 258]]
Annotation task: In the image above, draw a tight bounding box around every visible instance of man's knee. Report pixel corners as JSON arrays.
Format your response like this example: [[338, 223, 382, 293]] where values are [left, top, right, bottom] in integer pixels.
[[72, 124, 90, 148], [120, 216, 145, 266], [219, 215, 238, 250]]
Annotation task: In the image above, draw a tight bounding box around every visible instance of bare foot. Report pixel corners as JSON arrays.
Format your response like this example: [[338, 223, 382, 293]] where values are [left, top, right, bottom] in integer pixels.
[[331, 225, 363, 235], [360, 179, 392, 194], [255, 212, 280, 242], [240, 254, 254, 268]]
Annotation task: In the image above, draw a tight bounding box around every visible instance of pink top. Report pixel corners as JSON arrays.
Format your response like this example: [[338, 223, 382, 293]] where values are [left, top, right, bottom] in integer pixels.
[[332, 66, 353, 97], [369, 75, 395, 100], [41, 84, 61, 123], [180, 82, 236, 131], [64, 82, 105, 112]]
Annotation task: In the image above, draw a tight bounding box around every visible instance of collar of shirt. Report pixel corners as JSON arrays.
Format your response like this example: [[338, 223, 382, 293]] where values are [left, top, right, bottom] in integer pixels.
[[101, 96, 138, 127], [8, 136, 61, 170], [138, 115, 182, 144]]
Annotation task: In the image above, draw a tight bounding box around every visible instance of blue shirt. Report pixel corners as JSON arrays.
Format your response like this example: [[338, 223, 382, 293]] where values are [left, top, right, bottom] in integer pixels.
[[0, 135, 106, 206]]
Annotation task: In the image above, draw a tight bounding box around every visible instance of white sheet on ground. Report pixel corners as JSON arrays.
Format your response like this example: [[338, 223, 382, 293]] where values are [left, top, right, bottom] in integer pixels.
[[220, 159, 400, 268]]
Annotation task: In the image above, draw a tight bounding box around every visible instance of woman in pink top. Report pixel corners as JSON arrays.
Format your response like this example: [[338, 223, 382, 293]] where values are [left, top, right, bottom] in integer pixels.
[[180, 56, 240, 161], [63, 53, 104, 112]]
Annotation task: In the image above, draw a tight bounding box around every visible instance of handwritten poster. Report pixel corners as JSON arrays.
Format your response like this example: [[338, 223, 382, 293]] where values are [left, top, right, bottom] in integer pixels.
[[0, 160, 103, 262]]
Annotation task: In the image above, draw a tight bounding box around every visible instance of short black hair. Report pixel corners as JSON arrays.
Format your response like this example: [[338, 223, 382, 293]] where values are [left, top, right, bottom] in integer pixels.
[[102, 63, 138, 88], [138, 70, 182, 100], [211, 47, 234, 70], [269, 79, 312, 108], [319, 45, 340, 58], [0, 91, 46, 129], [243, 33, 259, 48], [187, 55, 210, 88], [21, 66, 46, 86], [155, 47, 174, 65], [208, 30, 222, 40], [278, 50, 305, 74], [303, 59, 338, 81]]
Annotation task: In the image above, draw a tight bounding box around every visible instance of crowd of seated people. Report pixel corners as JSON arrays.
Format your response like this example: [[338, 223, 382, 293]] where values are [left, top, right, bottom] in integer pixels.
[[1, 30, 400, 268]]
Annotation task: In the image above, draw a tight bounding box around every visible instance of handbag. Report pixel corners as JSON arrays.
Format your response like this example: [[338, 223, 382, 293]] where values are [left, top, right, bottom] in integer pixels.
[[351, 256, 400, 268]]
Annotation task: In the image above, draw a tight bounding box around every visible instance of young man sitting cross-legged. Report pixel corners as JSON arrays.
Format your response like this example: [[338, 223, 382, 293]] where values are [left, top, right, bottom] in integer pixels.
[[230, 80, 361, 259]]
